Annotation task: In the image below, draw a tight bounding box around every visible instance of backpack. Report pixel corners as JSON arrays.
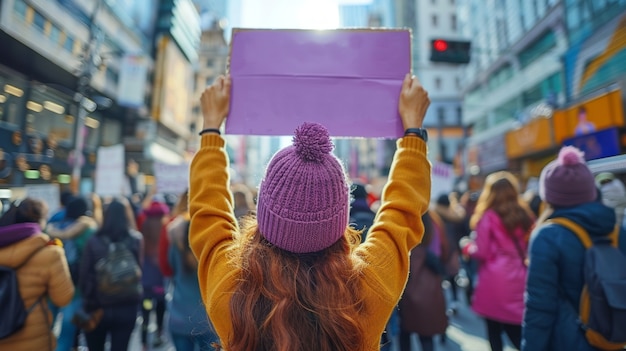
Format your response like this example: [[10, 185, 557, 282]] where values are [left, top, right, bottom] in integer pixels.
[[0, 246, 45, 339], [94, 235, 142, 305], [548, 217, 626, 350]]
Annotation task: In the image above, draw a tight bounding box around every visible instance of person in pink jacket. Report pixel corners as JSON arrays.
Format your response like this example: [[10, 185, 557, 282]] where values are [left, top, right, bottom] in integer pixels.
[[463, 171, 535, 351]]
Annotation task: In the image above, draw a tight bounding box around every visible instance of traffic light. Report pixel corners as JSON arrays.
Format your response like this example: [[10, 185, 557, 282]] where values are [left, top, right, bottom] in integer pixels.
[[430, 39, 471, 64]]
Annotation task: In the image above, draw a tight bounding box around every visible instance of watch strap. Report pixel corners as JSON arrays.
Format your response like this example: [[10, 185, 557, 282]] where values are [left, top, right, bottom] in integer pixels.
[[404, 128, 428, 142]]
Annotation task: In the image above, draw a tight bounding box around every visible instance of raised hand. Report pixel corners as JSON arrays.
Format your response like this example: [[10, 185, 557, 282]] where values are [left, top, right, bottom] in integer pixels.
[[398, 73, 430, 130], [200, 75, 232, 130]]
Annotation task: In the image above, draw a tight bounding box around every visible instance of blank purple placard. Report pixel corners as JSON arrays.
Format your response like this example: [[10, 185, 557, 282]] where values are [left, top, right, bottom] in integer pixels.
[[225, 28, 411, 138]]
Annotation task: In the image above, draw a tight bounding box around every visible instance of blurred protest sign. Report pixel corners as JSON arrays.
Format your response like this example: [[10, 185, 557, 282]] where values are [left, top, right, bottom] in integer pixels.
[[226, 28, 411, 138], [154, 162, 189, 195], [431, 161, 455, 202], [95, 144, 125, 197], [26, 184, 60, 217]]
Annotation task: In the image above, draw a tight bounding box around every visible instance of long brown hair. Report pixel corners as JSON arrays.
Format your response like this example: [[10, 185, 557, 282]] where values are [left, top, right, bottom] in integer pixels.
[[470, 171, 535, 233], [226, 216, 366, 351]]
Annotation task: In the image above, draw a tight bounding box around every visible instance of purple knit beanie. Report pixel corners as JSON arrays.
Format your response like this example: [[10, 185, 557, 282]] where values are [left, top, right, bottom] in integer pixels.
[[256, 122, 349, 253], [539, 146, 597, 207]]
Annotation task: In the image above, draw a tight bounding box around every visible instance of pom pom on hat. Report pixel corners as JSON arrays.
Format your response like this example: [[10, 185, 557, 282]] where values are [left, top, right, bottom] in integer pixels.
[[293, 122, 333, 162], [539, 146, 596, 207], [256, 122, 349, 253], [558, 146, 585, 166]]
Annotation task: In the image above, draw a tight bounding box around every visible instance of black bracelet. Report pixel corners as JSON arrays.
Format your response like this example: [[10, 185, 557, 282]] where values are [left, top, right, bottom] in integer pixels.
[[198, 128, 221, 136], [404, 128, 428, 142]]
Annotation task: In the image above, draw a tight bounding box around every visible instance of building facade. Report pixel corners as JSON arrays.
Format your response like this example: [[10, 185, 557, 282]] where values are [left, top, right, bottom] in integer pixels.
[[460, 0, 626, 186], [0, 0, 206, 196], [413, 0, 466, 167], [458, 0, 567, 182], [0, 0, 159, 191]]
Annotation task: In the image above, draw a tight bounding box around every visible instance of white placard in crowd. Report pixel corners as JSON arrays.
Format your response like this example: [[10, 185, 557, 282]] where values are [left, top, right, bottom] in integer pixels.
[[431, 161, 455, 202], [154, 162, 189, 195], [25, 184, 60, 218], [118, 54, 149, 108], [95, 144, 126, 197]]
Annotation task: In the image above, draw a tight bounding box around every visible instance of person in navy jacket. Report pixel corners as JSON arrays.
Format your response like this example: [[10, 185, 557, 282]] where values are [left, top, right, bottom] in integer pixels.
[[522, 146, 626, 351]]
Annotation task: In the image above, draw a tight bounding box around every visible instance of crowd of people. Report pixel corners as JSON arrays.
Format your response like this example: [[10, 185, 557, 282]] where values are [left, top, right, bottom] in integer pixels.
[[0, 185, 224, 351], [1, 72, 625, 351]]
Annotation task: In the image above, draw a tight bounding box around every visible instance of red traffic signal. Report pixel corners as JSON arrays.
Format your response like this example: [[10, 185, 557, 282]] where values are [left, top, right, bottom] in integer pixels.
[[433, 39, 448, 52], [430, 38, 471, 64]]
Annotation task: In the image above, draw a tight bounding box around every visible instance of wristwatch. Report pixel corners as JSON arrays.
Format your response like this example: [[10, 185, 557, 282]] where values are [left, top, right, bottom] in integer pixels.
[[404, 128, 428, 142]]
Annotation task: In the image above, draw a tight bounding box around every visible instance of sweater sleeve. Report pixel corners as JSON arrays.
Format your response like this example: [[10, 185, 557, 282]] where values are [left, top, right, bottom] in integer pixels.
[[522, 228, 560, 351], [188, 135, 239, 324], [354, 136, 430, 301]]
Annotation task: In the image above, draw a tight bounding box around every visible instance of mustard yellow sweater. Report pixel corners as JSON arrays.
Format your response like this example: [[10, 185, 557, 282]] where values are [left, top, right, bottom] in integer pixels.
[[189, 134, 430, 350]]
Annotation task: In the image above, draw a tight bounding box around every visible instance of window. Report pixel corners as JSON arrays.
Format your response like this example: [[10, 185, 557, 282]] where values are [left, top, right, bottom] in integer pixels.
[[474, 116, 488, 132], [0, 79, 26, 128], [494, 97, 520, 124], [590, 0, 608, 13], [488, 64, 513, 90], [102, 119, 122, 146], [518, 30, 556, 68], [33, 10, 46, 32], [566, 4, 581, 32], [437, 107, 445, 123], [14, 0, 27, 20], [451, 14, 457, 31], [435, 77, 442, 90], [49, 25, 61, 45], [26, 90, 74, 144], [63, 35, 74, 52], [84, 113, 102, 150], [106, 67, 118, 84], [431, 15, 438, 27]]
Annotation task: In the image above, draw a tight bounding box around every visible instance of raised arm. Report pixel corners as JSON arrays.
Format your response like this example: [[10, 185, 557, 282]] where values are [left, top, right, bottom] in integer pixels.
[[46, 217, 90, 239], [188, 75, 237, 300], [355, 74, 431, 295]]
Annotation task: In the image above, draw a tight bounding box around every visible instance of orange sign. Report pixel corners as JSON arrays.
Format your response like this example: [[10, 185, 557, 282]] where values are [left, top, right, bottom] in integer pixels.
[[553, 89, 624, 144], [505, 117, 554, 158]]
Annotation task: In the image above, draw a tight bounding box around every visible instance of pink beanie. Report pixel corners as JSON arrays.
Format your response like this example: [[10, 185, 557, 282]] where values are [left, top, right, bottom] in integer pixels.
[[256, 122, 350, 253], [539, 146, 597, 207]]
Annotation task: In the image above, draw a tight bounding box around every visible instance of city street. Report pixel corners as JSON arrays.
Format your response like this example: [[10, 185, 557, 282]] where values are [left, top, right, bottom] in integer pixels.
[[122, 290, 517, 351], [3, 1, 625, 351]]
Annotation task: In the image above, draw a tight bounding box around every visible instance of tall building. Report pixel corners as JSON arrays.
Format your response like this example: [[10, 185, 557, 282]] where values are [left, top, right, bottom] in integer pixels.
[[189, 1, 228, 155], [562, 1, 626, 100], [127, 0, 200, 193], [459, 0, 626, 185], [538, 1, 626, 170], [0, 0, 202, 195], [414, 0, 465, 167], [391, 0, 465, 193], [0, 0, 159, 190], [458, 0, 567, 182], [339, 0, 395, 27]]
